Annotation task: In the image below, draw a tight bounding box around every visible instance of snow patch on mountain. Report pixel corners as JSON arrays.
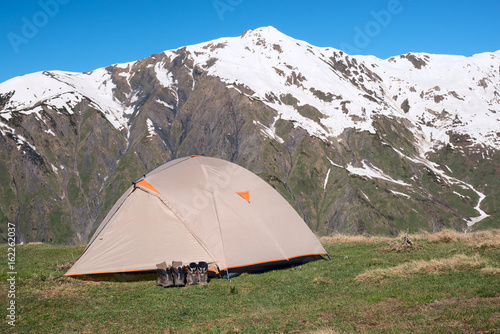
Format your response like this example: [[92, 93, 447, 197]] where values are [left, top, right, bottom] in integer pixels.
[[390, 142, 490, 225], [0, 69, 135, 132], [390, 190, 411, 198], [346, 160, 411, 186], [156, 99, 174, 109], [323, 168, 331, 190], [154, 62, 175, 88], [252, 119, 284, 144], [146, 118, 156, 138], [44, 129, 56, 136]]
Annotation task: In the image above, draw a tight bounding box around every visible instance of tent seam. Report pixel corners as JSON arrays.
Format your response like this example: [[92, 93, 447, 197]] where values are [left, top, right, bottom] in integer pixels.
[[134, 156, 192, 183], [155, 192, 219, 267], [211, 192, 230, 271]]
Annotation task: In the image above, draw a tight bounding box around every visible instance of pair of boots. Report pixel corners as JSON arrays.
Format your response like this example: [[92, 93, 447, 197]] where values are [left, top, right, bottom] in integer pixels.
[[186, 261, 208, 285], [156, 261, 185, 288], [156, 261, 208, 287]]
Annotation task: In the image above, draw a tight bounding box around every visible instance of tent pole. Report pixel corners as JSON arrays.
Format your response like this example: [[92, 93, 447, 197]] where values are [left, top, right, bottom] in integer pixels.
[[327, 254, 332, 261], [225, 269, 231, 283]]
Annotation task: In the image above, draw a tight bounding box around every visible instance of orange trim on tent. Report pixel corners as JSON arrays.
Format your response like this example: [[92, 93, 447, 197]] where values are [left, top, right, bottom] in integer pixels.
[[136, 179, 160, 194], [236, 190, 250, 202], [190, 155, 203, 158]]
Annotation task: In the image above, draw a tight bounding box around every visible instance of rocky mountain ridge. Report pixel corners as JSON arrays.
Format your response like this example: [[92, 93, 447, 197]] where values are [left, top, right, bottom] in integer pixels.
[[1, 26, 499, 244]]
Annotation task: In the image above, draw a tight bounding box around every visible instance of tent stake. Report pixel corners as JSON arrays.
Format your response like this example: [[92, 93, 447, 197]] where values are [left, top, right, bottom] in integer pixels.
[[326, 254, 332, 261]]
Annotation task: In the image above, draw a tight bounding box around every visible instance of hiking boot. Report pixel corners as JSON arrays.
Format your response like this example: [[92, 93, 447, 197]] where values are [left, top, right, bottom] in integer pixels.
[[171, 261, 185, 287], [156, 261, 174, 288], [198, 261, 208, 284], [186, 262, 199, 285]]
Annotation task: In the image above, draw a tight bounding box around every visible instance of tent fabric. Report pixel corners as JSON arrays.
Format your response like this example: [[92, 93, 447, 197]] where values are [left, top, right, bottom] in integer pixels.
[[65, 156, 327, 278]]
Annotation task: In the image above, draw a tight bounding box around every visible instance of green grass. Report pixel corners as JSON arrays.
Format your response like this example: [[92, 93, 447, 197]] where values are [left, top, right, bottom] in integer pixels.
[[1, 230, 499, 333]]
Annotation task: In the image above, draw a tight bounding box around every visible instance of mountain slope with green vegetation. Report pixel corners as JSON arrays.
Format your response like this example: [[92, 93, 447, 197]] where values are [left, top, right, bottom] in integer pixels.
[[1, 230, 498, 333]]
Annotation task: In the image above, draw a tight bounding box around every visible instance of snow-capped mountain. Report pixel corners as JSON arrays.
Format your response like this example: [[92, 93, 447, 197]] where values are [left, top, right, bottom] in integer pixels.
[[0, 27, 498, 243]]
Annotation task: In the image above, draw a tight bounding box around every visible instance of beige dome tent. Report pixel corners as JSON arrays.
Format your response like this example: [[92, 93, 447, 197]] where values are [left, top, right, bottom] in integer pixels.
[[65, 156, 327, 279]]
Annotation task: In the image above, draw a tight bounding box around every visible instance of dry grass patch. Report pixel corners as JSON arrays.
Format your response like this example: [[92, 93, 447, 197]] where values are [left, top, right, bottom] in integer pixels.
[[322, 229, 500, 248], [411, 229, 500, 246], [481, 267, 500, 275], [423, 296, 500, 309], [307, 328, 338, 334], [384, 230, 425, 252], [312, 276, 332, 285], [355, 254, 486, 282], [321, 234, 392, 245]]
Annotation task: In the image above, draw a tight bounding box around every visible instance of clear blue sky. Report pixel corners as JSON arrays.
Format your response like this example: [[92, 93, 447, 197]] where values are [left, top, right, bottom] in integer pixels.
[[1, 0, 499, 83]]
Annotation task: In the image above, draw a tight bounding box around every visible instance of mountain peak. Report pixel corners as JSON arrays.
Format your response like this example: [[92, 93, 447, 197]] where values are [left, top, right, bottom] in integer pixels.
[[237, 26, 308, 50], [240, 26, 283, 38]]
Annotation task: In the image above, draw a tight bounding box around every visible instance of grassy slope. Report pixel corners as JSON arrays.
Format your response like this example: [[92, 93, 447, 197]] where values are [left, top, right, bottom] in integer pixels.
[[0, 230, 499, 333]]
